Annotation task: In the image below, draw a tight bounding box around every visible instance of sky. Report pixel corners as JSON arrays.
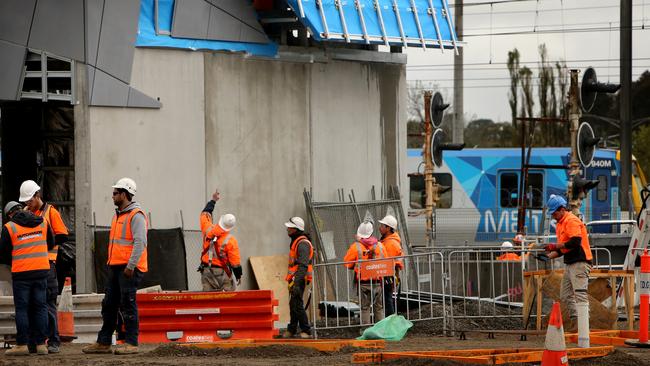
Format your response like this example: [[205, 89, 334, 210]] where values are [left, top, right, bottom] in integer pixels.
[[405, 0, 650, 123]]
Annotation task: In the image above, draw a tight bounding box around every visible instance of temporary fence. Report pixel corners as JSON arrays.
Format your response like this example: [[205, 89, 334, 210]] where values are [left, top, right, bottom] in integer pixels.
[[311, 251, 446, 334], [311, 246, 614, 335]]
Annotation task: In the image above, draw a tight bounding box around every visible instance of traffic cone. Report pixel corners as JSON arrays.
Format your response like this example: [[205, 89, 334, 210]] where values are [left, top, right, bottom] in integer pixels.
[[541, 302, 569, 366], [57, 277, 76, 342]]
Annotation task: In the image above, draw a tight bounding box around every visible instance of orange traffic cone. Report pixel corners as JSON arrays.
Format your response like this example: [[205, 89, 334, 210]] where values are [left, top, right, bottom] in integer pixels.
[[541, 302, 569, 366], [57, 277, 76, 341]]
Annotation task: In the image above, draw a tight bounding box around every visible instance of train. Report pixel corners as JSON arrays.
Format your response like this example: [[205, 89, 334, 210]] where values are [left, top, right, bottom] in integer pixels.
[[405, 147, 648, 247]]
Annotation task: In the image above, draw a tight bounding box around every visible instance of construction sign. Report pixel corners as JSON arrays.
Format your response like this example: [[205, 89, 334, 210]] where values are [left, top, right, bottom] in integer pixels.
[[359, 259, 395, 281]]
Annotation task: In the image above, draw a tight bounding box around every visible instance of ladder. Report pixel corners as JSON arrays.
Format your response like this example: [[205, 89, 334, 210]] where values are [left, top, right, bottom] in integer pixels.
[[617, 187, 650, 302]]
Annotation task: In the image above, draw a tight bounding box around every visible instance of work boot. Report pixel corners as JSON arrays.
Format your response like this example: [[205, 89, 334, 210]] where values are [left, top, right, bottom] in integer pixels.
[[299, 332, 312, 339], [5, 345, 29, 356], [282, 330, 294, 338], [36, 344, 48, 355], [82, 342, 112, 354], [113, 343, 138, 355], [47, 344, 60, 354]]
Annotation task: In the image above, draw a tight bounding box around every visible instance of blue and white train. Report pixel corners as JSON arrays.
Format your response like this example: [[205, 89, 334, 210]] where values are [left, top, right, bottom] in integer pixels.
[[405, 148, 648, 246]]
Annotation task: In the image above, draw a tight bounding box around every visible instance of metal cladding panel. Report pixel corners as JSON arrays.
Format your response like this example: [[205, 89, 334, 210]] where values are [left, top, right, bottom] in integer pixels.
[[171, 0, 211, 39], [206, 7, 242, 42], [239, 23, 271, 44], [0, 41, 26, 101], [28, 0, 85, 61], [0, 0, 36, 45], [85, 0, 105, 66], [206, 0, 267, 36], [86, 65, 96, 100], [285, 0, 458, 49], [90, 68, 129, 107], [95, 0, 140, 84], [127, 87, 162, 109]]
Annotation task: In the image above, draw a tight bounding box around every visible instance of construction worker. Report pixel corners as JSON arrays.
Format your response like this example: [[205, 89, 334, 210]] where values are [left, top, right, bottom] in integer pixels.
[[19, 179, 68, 353], [378, 215, 402, 317], [83, 178, 147, 355], [543, 194, 593, 334], [283, 216, 313, 338], [198, 189, 242, 291], [344, 221, 388, 325], [497, 241, 521, 261], [0, 201, 54, 356]]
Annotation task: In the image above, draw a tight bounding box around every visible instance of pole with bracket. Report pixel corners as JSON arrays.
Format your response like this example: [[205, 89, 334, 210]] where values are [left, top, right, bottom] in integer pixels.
[[567, 70, 582, 216]]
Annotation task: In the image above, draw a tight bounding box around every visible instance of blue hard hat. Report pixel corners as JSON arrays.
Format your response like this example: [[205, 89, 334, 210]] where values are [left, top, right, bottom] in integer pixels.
[[546, 194, 567, 214]]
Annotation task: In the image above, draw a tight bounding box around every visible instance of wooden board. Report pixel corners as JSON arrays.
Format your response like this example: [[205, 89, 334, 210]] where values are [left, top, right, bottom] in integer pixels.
[[250, 255, 292, 324]]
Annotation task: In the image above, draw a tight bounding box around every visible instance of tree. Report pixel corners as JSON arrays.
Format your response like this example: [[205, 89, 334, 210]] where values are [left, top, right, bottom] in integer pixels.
[[464, 119, 516, 148], [519, 66, 534, 119], [507, 49, 520, 126]]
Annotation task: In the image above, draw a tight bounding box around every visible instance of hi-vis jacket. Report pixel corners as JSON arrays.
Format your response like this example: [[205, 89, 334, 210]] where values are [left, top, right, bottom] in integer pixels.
[[108, 203, 148, 272], [380, 232, 404, 270], [556, 211, 593, 264], [33, 203, 69, 262], [0, 210, 54, 280], [199, 212, 241, 274]]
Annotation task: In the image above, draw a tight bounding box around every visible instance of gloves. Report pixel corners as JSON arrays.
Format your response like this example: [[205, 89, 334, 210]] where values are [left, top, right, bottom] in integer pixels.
[[544, 243, 558, 251], [288, 280, 294, 293]]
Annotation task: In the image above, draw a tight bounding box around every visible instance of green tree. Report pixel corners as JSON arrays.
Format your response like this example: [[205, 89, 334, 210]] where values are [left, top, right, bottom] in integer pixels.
[[507, 49, 520, 126]]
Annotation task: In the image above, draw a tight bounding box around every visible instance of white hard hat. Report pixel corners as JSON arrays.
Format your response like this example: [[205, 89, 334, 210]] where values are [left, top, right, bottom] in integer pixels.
[[513, 234, 525, 244], [284, 217, 305, 231], [218, 214, 236, 231], [356, 221, 374, 239], [112, 177, 137, 195], [19, 180, 40, 202], [4, 201, 22, 216], [378, 215, 398, 230], [501, 241, 514, 249]]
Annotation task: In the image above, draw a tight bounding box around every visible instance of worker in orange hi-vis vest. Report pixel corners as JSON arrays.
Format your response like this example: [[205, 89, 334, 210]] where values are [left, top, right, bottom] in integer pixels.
[[497, 241, 522, 261], [83, 178, 147, 355], [0, 201, 54, 356], [378, 215, 402, 317], [344, 221, 388, 325], [283, 216, 313, 339], [544, 194, 593, 341], [199, 189, 242, 291], [19, 180, 69, 354]]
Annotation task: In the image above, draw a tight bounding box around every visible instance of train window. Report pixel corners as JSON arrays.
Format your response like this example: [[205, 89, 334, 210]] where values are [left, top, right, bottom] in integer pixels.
[[409, 173, 452, 209], [597, 175, 607, 201], [527, 173, 544, 208], [499, 171, 544, 208], [500, 173, 519, 207]]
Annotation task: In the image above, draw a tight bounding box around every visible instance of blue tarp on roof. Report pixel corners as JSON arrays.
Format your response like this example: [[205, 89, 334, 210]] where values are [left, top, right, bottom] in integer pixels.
[[135, 0, 278, 57], [286, 0, 459, 50]]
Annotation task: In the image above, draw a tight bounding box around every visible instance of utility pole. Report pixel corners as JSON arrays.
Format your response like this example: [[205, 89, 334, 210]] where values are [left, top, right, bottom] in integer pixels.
[[619, 0, 633, 213], [567, 70, 582, 216], [453, 0, 464, 144], [423, 92, 437, 246]]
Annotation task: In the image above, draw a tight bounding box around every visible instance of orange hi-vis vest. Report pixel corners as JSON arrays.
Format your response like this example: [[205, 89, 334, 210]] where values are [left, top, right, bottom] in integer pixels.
[[5, 221, 50, 273], [556, 211, 593, 262], [286, 235, 313, 283], [108, 208, 148, 272], [345, 241, 387, 280]]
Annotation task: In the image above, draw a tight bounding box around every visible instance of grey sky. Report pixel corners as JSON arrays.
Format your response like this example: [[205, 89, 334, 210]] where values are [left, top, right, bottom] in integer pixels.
[[405, 0, 650, 123]]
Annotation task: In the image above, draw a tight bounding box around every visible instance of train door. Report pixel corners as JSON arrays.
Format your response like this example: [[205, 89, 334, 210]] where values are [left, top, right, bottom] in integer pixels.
[[496, 170, 545, 238]]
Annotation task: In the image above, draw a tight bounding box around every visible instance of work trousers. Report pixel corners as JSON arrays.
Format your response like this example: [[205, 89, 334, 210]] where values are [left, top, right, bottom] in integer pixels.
[[360, 281, 383, 325], [97, 267, 143, 346], [201, 267, 234, 292], [383, 278, 395, 317], [13, 278, 48, 345], [46, 262, 60, 346], [288, 282, 310, 334], [560, 261, 592, 318]]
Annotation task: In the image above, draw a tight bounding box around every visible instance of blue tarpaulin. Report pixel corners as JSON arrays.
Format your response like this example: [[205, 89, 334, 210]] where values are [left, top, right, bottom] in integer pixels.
[[285, 0, 459, 50], [135, 0, 278, 57]]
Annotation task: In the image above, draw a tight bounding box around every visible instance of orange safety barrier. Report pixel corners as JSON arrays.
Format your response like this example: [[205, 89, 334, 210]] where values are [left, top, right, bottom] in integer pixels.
[[137, 290, 279, 343], [181, 339, 385, 352], [351, 346, 614, 364]]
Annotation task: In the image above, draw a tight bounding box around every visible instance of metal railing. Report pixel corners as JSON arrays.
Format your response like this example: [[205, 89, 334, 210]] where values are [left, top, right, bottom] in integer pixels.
[[311, 251, 445, 335]]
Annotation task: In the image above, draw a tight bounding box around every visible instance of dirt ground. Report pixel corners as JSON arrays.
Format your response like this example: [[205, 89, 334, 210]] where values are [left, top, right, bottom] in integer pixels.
[[1, 334, 649, 366]]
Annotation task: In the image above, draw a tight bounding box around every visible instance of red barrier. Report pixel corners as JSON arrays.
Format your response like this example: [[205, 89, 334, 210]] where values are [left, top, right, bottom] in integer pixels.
[[137, 290, 279, 343]]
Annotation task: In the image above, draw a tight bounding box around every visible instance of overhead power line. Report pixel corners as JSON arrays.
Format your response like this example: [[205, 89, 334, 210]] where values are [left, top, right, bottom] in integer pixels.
[[463, 3, 646, 16], [465, 24, 646, 37], [407, 57, 650, 68]]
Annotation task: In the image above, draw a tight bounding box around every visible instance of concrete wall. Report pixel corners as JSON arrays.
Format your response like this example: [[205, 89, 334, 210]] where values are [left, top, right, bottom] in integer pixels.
[[86, 48, 406, 290], [89, 49, 206, 231]]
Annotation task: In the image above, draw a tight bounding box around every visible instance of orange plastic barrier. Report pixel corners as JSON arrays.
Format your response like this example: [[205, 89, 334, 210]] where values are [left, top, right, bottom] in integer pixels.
[[137, 290, 279, 343]]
